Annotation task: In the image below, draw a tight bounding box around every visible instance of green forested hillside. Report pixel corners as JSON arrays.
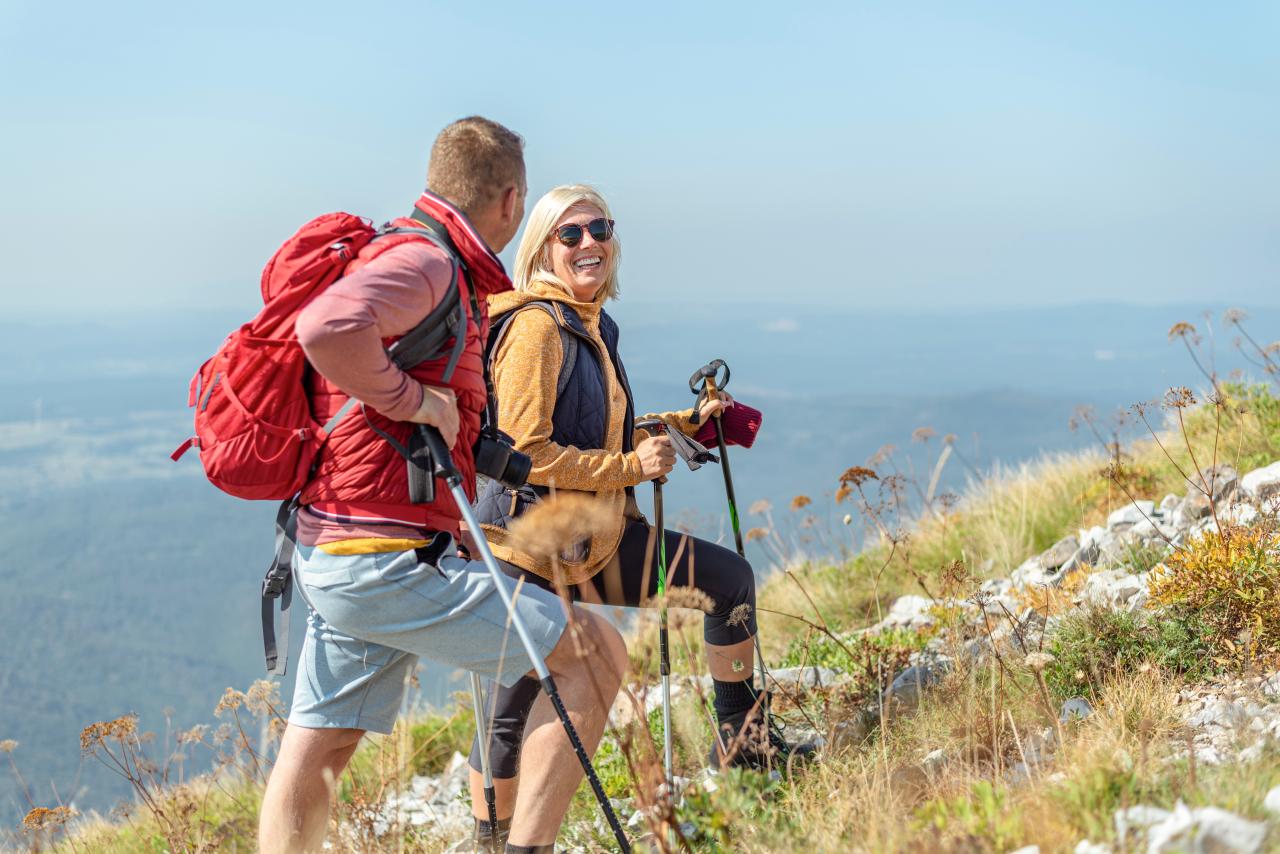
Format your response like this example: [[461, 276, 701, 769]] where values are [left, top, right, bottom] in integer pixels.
[[0, 479, 270, 824]]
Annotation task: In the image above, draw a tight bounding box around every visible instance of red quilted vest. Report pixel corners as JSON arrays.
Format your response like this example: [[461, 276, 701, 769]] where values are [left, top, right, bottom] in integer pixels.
[[300, 204, 502, 535]]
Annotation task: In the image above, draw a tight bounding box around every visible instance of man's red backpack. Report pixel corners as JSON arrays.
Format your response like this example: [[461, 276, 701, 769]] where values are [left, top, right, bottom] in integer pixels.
[[170, 213, 377, 497], [172, 212, 467, 500]]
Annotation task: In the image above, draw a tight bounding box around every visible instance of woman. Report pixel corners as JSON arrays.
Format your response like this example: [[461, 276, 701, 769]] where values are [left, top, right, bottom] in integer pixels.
[[469, 184, 811, 840]]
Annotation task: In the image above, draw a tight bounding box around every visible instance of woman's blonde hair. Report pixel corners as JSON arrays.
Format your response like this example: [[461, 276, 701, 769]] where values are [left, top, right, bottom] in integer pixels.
[[512, 184, 621, 301]]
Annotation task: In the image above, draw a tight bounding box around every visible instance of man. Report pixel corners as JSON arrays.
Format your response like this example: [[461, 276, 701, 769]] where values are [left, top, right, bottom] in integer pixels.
[[258, 117, 627, 854]]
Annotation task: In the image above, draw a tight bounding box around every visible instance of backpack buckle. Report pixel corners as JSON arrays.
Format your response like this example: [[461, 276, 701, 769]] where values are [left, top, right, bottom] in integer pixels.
[[262, 573, 290, 599]]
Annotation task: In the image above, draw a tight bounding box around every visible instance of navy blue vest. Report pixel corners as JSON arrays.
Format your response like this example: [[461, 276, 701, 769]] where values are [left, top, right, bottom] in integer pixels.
[[475, 301, 636, 530]]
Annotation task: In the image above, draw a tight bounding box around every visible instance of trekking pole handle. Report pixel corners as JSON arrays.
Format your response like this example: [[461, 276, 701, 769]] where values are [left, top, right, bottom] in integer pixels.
[[687, 358, 729, 395], [420, 425, 461, 485], [688, 359, 729, 425], [634, 418, 669, 484]]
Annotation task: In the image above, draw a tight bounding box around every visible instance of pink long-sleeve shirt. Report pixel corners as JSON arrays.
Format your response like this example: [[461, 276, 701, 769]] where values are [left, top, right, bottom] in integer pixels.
[[294, 240, 454, 546]]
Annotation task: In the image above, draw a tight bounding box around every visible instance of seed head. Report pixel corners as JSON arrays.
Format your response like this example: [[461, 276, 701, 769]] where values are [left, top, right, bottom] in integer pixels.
[[215, 688, 245, 715], [912, 426, 936, 443], [1163, 386, 1196, 410], [245, 680, 281, 716], [79, 715, 138, 752], [23, 806, 76, 830], [660, 586, 715, 612], [1024, 652, 1055, 672], [838, 466, 878, 486], [868, 444, 896, 466], [726, 603, 754, 627], [507, 493, 615, 560]]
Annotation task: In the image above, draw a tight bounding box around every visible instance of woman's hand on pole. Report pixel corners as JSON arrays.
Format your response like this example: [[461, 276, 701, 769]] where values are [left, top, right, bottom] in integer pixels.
[[408, 384, 460, 448], [636, 435, 676, 480], [697, 391, 734, 424]]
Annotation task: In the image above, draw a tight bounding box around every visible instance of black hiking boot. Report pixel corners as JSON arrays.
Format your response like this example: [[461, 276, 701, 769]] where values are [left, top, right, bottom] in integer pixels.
[[707, 691, 818, 772], [469, 816, 510, 852]]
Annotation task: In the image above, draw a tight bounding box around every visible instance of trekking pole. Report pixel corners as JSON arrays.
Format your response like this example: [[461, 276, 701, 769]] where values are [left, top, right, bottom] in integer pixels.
[[419, 427, 632, 854], [688, 361, 742, 554], [688, 360, 767, 686], [635, 418, 674, 802], [469, 672, 499, 853]]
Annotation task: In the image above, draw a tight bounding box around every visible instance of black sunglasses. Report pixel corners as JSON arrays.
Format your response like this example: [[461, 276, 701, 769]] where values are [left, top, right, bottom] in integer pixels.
[[553, 218, 615, 247]]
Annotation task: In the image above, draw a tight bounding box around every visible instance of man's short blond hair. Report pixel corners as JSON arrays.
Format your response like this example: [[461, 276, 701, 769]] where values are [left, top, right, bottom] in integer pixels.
[[426, 116, 525, 216]]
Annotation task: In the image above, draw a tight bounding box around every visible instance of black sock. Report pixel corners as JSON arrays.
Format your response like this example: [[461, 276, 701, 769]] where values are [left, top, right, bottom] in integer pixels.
[[504, 845, 553, 854], [713, 675, 757, 721]]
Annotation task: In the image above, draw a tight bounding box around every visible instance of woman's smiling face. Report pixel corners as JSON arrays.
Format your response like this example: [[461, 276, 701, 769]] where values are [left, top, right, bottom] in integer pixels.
[[548, 203, 614, 302]]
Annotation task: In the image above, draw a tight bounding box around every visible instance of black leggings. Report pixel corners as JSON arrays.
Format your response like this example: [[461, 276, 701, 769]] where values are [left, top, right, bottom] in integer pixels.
[[469, 520, 757, 779]]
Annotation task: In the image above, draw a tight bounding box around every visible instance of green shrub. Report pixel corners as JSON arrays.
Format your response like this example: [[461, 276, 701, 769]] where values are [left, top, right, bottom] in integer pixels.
[[914, 780, 1024, 851], [1149, 523, 1280, 666], [676, 765, 787, 850], [1045, 607, 1216, 700]]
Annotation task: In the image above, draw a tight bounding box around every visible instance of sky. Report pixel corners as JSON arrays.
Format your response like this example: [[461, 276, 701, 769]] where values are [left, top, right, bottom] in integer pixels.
[[1, 1, 1277, 316]]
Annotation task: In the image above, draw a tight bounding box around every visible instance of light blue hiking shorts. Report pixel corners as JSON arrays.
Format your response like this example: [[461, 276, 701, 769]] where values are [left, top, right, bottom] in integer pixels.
[[288, 535, 568, 734]]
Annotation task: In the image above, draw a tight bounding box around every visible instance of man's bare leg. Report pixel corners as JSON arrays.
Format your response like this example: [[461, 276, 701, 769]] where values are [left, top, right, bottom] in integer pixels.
[[505, 607, 627, 848], [259, 725, 364, 854]]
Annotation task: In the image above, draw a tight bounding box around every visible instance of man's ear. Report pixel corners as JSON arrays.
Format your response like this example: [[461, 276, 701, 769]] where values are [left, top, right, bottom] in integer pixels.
[[501, 184, 519, 223]]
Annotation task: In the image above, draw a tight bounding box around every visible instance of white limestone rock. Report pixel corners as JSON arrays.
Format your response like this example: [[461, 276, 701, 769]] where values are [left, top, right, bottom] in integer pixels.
[[1116, 801, 1265, 853], [1263, 785, 1280, 816], [767, 666, 846, 690], [1241, 461, 1280, 499], [882, 594, 938, 629], [1074, 843, 1111, 854], [1107, 500, 1155, 531], [1079, 569, 1148, 611]]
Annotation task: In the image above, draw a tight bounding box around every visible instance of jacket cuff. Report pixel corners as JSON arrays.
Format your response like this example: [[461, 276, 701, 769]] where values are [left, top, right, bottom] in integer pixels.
[[378, 380, 424, 423], [621, 451, 646, 486]]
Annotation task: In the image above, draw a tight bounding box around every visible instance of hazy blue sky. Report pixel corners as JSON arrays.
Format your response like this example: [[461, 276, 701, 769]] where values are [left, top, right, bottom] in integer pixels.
[[2, 1, 1277, 315]]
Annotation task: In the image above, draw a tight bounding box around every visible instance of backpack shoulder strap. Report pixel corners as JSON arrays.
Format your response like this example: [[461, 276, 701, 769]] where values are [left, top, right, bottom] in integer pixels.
[[487, 302, 577, 398], [376, 226, 467, 381]]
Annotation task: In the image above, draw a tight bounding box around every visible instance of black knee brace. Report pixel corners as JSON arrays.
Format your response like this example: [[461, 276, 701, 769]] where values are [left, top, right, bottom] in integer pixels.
[[468, 674, 541, 779]]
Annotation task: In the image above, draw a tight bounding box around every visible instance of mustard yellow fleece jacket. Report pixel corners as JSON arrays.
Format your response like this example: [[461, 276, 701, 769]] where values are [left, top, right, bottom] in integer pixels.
[[480, 281, 698, 584]]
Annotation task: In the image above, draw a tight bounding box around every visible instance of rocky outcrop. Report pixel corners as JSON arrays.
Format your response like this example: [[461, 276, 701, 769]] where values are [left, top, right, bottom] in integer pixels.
[[1114, 801, 1267, 853]]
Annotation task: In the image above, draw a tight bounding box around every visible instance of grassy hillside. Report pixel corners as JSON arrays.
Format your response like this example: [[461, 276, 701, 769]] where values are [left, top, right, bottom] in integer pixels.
[[10, 329, 1280, 852]]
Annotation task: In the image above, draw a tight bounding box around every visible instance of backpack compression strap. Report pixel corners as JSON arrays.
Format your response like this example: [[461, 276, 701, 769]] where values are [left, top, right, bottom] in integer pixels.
[[262, 496, 299, 676]]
